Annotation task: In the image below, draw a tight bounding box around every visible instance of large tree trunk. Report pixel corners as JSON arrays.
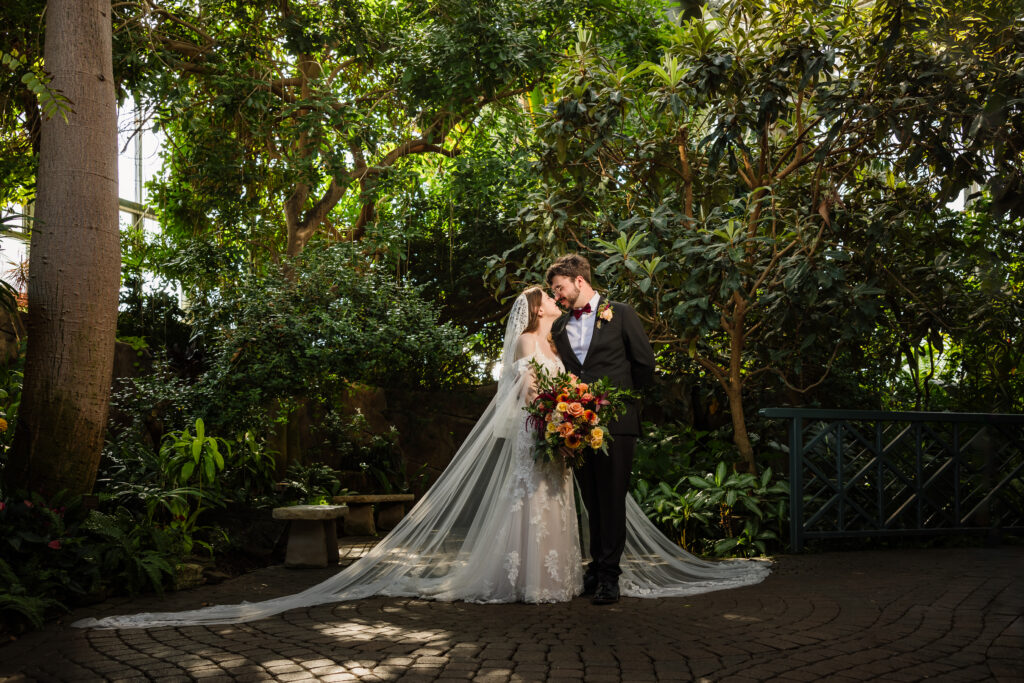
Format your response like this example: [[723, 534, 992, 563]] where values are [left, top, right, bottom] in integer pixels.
[[8, 0, 119, 497]]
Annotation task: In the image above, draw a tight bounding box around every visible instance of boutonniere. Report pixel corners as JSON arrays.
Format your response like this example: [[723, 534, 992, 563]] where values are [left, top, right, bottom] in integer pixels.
[[596, 302, 613, 328]]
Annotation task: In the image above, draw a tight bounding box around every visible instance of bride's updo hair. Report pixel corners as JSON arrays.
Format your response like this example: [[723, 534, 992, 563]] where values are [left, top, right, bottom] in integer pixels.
[[521, 286, 545, 333]]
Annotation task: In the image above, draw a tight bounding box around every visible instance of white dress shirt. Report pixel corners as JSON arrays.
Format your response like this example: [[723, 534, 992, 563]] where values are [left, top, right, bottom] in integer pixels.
[[566, 292, 601, 365]]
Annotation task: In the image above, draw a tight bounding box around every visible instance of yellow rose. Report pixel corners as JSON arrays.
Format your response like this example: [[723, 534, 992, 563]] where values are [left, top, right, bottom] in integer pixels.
[[590, 427, 604, 440], [0, 417, 7, 432], [590, 432, 604, 449], [556, 401, 569, 413], [546, 421, 559, 434]]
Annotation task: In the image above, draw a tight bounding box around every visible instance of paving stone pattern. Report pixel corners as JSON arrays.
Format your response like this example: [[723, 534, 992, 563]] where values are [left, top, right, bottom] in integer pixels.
[[0, 547, 1021, 682]]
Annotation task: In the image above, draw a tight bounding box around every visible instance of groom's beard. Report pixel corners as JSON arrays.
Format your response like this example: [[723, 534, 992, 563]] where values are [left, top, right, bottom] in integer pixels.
[[559, 285, 581, 310]]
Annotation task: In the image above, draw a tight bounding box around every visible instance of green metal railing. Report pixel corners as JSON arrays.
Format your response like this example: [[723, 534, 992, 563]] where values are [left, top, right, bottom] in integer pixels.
[[760, 409, 1024, 551]]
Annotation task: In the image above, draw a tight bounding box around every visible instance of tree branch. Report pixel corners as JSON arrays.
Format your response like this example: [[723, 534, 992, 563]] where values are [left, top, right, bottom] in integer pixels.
[[769, 342, 841, 394], [361, 140, 459, 176]]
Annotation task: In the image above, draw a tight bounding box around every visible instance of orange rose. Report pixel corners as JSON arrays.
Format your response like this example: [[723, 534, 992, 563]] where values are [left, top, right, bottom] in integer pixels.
[[581, 392, 594, 403], [558, 422, 575, 437], [566, 402, 585, 417], [566, 433, 583, 449]]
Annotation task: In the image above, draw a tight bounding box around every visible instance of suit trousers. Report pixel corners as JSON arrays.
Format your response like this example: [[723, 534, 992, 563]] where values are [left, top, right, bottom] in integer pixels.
[[577, 434, 636, 585]]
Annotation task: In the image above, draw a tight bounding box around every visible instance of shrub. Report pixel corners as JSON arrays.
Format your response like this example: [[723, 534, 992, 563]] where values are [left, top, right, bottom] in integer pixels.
[[0, 491, 182, 634], [634, 462, 789, 558], [632, 422, 789, 557]]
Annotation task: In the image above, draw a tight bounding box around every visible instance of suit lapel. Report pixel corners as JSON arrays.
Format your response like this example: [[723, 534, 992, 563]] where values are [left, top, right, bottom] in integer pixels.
[[584, 295, 606, 369], [552, 313, 577, 371]]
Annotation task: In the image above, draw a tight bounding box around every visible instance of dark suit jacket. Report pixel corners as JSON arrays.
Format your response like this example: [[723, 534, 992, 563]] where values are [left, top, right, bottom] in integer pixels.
[[552, 297, 656, 436]]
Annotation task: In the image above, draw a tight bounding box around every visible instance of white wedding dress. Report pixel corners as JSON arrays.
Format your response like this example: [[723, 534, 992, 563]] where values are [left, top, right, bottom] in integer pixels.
[[74, 294, 767, 630], [453, 337, 583, 603]]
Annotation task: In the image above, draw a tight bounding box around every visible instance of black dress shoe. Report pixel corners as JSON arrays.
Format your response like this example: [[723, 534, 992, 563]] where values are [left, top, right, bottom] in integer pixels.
[[591, 582, 619, 605], [581, 573, 599, 597]]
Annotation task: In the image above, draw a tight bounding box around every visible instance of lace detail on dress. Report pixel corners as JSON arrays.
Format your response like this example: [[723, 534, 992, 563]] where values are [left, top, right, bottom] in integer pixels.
[[504, 552, 520, 585], [500, 341, 583, 604], [544, 550, 561, 582]]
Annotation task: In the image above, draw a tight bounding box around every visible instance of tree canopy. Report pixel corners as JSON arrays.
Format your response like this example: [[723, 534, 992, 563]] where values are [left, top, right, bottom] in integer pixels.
[[487, 0, 1024, 467]]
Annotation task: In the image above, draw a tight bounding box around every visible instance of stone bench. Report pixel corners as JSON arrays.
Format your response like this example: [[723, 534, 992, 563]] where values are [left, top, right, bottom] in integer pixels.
[[272, 504, 348, 568], [331, 494, 415, 535]]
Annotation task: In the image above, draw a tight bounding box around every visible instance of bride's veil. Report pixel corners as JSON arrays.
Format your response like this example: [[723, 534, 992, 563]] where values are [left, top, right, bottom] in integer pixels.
[[73, 293, 767, 629]]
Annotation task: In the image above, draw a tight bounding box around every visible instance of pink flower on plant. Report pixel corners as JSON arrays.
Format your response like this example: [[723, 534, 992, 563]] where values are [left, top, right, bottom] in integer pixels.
[[47, 540, 61, 550]]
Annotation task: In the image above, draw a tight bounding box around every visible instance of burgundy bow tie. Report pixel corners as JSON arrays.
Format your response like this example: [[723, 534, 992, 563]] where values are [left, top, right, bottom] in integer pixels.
[[571, 303, 592, 320]]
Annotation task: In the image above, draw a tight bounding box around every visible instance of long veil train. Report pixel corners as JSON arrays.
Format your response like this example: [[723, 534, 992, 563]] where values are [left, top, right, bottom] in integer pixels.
[[73, 296, 769, 629]]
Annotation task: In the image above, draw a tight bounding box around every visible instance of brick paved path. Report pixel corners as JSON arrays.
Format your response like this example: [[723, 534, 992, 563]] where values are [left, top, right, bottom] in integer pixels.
[[1, 546, 1021, 682]]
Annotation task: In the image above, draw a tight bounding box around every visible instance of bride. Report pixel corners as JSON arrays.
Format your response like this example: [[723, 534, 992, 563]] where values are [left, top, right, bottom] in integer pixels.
[[74, 287, 769, 629]]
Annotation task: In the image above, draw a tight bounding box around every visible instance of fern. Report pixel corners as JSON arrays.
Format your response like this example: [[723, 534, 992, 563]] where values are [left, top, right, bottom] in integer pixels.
[[0, 559, 66, 629]]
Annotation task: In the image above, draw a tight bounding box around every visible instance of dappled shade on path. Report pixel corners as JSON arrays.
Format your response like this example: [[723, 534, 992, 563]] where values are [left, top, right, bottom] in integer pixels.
[[0, 546, 1021, 681]]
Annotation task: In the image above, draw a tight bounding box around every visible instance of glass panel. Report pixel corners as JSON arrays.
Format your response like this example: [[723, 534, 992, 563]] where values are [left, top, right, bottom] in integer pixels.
[[117, 105, 141, 204], [140, 126, 164, 204]]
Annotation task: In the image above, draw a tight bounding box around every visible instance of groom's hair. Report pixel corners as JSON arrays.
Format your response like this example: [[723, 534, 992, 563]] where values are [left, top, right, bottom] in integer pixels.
[[545, 254, 591, 285]]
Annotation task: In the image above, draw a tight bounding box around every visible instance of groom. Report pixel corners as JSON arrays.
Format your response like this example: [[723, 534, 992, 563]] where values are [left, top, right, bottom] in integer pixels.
[[547, 254, 656, 605]]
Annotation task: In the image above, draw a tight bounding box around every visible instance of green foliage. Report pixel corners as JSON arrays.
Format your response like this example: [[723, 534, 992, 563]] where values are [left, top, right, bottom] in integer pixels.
[[489, 0, 1024, 464], [634, 462, 789, 558], [221, 430, 279, 503], [117, 275, 193, 365], [149, 419, 231, 553], [0, 557, 63, 630], [0, 360, 23, 463], [110, 0, 587, 280], [80, 509, 177, 597], [319, 409, 406, 494], [0, 494, 82, 631], [162, 418, 229, 489], [189, 242, 476, 433], [275, 462, 347, 506], [0, 49, 70, 121], [99, 418, 278, 556], [0, 0, 53, 205], [631, 420, 736, 486], [0, 489, 184, 633], [389, 111, 542, 336], [631, 421, 788, 557]]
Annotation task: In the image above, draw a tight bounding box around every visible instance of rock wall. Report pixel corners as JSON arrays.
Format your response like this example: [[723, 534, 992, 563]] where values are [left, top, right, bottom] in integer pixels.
[[384, 384, 495, 491], [267, 382, 495, 493]]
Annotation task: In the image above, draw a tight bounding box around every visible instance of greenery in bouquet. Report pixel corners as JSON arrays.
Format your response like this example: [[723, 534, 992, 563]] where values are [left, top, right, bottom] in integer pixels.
[[525, 360, 634, 467]]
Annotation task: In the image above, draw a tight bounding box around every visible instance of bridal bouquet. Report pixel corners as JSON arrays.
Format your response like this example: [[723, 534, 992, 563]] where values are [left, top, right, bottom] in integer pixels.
[[525, 360, 634, 467]]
